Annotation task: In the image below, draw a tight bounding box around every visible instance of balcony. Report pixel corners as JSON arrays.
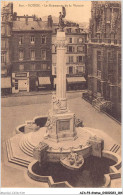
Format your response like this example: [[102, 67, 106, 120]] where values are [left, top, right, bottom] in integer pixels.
[[90, 38, 121, 46]]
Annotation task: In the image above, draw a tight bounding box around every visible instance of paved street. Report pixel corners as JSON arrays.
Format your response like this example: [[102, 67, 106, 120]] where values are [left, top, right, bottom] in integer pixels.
[[1, 91, 121, 188]]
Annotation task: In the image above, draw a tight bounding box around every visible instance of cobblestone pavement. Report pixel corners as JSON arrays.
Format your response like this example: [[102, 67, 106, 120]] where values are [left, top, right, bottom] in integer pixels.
[[1, 92, 121, 188]]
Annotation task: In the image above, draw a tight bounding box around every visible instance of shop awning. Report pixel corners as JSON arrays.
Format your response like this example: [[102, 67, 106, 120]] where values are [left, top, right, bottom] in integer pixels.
[[38, 77, 51, 85], [1, 77, 11, 89], [67, 77, 86, 83]]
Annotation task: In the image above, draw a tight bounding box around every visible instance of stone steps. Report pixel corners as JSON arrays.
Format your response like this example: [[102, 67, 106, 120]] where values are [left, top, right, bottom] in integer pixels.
[[22, 138, 33, 154], [19, 140, 33, 157], [93, 104, 101, 111], [25, 136, 34, 150], [6, 139, 30, 167], [19, 136, 34, 157]]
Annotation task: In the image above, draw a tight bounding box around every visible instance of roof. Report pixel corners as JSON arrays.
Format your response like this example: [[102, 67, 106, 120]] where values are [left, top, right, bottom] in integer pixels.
[[13, 20, 52, 31]]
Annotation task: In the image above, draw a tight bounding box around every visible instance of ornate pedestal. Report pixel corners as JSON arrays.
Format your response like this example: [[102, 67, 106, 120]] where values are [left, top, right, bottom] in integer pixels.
[[46, 110, 77, 142]]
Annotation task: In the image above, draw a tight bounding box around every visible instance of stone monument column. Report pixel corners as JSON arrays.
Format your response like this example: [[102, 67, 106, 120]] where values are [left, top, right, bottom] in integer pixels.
[[55, 31, 67, 110], [45, 7, 77, 142]]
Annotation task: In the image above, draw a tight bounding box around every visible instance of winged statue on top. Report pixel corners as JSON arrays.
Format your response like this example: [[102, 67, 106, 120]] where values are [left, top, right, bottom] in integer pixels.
[[59, 6, 66, 31]]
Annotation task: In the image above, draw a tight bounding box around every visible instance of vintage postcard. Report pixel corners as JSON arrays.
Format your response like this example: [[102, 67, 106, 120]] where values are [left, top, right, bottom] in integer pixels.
[[1, 0, 122, 194]]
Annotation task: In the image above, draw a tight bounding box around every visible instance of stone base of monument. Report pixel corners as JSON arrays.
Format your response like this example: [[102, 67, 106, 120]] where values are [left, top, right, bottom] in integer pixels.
[[5, 124, 121, 188], [47, 112, 77, 142], [17, 126, 104, 163]]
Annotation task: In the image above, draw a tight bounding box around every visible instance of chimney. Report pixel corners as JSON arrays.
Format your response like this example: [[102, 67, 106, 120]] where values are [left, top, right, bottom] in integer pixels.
[[48, 15, 53, 28], [9, 3, 13, 14], [13, 12, 17, 20]]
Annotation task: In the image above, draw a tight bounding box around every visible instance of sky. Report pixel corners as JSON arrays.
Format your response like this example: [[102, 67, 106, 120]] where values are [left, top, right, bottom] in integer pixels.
[[2, 1, 91, 23]]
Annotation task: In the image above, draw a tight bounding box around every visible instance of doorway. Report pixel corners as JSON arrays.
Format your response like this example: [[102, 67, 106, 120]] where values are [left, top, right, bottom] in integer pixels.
[[18, 80, 27, 91]]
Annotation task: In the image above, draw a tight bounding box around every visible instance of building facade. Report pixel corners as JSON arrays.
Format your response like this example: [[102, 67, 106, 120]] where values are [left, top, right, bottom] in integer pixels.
[[1, 3, 13, 94], [87, 1, 121, 120], [52, 23, 87, 90], [1, 3, 88, 94], [11, 14, 52, 93]]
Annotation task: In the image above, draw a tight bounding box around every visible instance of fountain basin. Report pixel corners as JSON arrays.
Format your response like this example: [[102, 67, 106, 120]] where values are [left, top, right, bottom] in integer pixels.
[[15, 116, 48, 134], [27, 151, 121, 188]]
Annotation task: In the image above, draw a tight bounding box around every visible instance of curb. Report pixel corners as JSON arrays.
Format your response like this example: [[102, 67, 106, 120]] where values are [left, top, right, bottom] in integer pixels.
[[1, 90, 85, 98]]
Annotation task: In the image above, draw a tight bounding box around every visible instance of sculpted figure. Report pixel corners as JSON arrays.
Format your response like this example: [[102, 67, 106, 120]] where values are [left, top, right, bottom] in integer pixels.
[[59, 6, 66, 30]]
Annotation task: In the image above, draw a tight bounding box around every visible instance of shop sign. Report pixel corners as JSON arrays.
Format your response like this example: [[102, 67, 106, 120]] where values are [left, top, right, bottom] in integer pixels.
[[15, 73, 27, 77]]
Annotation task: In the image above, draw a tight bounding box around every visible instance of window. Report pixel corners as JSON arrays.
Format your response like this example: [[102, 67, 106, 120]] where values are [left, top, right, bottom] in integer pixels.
[[41, 49, 46, 60], [77, 45, 85, 52], [76, 29, 80, 33], [52, 45, 57, 53], [77, 56, 83, 63], [1, 40, 5, 48], [42, 64, 47, 70], [30, 64, 36, 70], [31, 50, 35, 60], [118, 53, 121, 84], [77, 46, 83, 52], [7, 26, 10, 36], [1, 26, 5, 35], [78, 38, 82, 43], [19, 36, 23, 45], [107, 52, 114, 83], [30, 36, 35, 44], [41, 36, 46, 44], [97, 51, 101, 61], [69, 66, 73, 74], [69, 56, 73, 63], [67, 28, 71, 33], [55, 46, 57, 53], [69, 38, 72, 43], [76, 66, 84, 73], [15, 79, 18, 90], [108, 52, 113, 75], [1, 52, 5, 63], [82, 46, 85, 52], [97, 80, 101, 93], [97, 51, 101, 71], [97, 70, 101, 78], [48, 65, 50, 70], [19, 64, 24, 71], [54, 67, 56, 75], [2, 16, 4, 21], [19, 50, 23, 60], [82, 38, 85, 43], [118, 88, 121, 103], [68, 46, 74, 53]]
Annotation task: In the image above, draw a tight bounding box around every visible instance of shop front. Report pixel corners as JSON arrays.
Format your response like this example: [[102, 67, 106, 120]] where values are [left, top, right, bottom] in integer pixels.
[[38, 76, 51, 90], [53, 76, 86, 90], [67, 76, 86, 90], [12, 72, 29, 93], [1, 77, 12, 95]]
